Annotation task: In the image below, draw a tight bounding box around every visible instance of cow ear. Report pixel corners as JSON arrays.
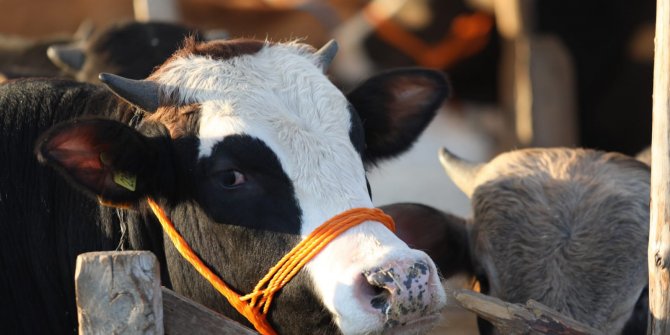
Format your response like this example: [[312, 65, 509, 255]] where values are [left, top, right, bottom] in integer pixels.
[[35, 118, 170, 207], [380, 203, 473, 279], [348, 68, 449, 164]]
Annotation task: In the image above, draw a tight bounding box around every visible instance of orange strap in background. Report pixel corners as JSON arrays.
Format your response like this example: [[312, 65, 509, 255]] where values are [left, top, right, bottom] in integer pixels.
[[363, 6, 493, 70], [147, 197, 395, 335]]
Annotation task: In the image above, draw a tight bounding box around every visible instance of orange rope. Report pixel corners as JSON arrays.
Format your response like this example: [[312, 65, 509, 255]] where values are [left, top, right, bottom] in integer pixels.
[[147, 197, 395, 335]]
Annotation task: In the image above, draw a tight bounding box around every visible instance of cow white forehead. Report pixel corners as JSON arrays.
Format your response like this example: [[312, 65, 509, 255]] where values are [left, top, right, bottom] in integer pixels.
[[152, 40, 370, 209]]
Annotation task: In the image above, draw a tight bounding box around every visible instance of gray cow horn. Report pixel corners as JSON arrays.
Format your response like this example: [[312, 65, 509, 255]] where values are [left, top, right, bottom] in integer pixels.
[[438, 147, 483, 198], [47, 44, 85, 72], [99, 73, 160, 112], [315, 39, 338, 71]]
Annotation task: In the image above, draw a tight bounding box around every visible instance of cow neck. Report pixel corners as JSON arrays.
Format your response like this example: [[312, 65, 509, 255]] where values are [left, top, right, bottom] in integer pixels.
[[146, 197, 396, 335]]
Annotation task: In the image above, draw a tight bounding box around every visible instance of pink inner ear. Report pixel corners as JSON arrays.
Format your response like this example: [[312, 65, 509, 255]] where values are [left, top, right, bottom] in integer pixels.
[[50, 138, 103, 170], [389, 77, 438, 115], [45, 127, 111, 192]]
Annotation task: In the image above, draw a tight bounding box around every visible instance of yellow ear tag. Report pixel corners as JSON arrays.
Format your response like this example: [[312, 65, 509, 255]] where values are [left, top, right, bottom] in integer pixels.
[[113, 171, 137, 192]]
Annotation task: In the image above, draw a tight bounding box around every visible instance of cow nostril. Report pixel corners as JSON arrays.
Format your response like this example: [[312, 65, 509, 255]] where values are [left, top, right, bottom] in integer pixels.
[[371, 284, 386, 297], [358, 273, 389, 297], [358, 273, 393, 310]]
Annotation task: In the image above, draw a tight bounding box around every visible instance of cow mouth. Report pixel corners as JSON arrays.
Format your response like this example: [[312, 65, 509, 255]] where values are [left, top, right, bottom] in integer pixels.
[[382, 313, 442, 335]]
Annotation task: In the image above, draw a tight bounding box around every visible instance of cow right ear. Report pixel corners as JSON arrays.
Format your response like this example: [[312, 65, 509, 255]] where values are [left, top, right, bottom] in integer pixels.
[[380, 203, 474, 279], [35, 118, 172, 208], [347, 68, 449, 165]]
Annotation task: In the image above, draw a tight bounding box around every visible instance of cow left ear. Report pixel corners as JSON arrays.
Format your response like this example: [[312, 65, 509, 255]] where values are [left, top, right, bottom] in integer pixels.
[[35, 118, 172, 208], [347, 68, 449, 165]]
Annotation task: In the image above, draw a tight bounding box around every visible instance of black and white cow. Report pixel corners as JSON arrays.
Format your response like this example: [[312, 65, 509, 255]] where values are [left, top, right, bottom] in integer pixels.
[[426, 147, 649, 334], [47, 21, 205, 83], [0, 37, 450, 334]]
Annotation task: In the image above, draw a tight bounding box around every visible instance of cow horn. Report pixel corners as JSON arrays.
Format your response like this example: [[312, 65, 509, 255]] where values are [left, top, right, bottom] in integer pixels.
[[99, 73, 160, 112], [438, 147, 483, 198], [315, 39, 338, 71], [47, 44, 85, 72]]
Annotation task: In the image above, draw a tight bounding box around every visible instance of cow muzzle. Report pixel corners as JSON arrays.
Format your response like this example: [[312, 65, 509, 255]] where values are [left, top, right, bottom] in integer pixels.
[[357, 257, 444, 329]]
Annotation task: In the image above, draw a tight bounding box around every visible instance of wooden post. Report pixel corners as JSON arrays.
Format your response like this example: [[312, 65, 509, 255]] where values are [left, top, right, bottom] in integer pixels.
[[75, 251, 163, 335], [452, 289, 604, 335], [494, 0, 577, 149], [649, 0, 670, 332]]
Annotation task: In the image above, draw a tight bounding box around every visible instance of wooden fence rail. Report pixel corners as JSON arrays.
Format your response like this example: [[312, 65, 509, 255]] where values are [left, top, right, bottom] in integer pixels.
[[75, 253, 615, 335], [451, 289, 604, 335], [75, 251, 257, 335]]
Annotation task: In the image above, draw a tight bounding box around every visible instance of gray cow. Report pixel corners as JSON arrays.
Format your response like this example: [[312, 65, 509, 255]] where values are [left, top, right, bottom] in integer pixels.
[[389, 147, 650, 334]]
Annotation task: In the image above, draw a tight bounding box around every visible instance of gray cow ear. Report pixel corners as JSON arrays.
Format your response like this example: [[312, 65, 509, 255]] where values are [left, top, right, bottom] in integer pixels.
[[47, 44, 86, 73], [99, 73, 160, 112]]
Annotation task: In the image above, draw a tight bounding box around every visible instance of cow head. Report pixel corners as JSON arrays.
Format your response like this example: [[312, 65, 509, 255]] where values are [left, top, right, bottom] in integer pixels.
[[438, 147, 650, 334], [36, 38, 449, 334]]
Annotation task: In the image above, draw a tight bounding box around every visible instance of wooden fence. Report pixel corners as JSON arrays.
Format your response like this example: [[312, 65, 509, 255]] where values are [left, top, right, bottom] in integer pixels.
[[75, 251, 257, 335], [77, 251, 608, 335]]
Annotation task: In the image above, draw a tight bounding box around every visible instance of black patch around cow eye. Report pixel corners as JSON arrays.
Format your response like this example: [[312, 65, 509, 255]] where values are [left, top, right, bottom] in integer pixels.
[[216, 169, 246, 189]]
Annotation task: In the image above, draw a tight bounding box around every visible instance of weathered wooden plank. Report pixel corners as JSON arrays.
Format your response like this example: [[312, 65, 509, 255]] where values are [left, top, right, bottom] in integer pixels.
[[162, 287, 258, 335], [75, 251, 163, 335], [452, 289, 603, 335], [649, 0, 670, 332]]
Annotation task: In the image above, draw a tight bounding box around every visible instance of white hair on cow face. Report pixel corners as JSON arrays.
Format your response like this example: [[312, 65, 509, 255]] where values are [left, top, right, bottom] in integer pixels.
[[149, 40, 439, 334], [153, 40, 371, 214]]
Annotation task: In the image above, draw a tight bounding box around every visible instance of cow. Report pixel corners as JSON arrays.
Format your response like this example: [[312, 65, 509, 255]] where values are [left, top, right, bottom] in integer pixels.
[[0, 37, 451, 334], [390, 148, 649, 334], [0, 21, 94, 81], [0, 34, 71, 80], [47, 21, 205, 83]]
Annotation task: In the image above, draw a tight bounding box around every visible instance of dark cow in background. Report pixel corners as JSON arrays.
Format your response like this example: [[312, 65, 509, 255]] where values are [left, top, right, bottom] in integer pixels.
[[47, 21, 205, 83], [0, 21, 93, 81], [0, 37, 451, 334], [385, 148, 650, 334], [0, 35, 72, 80], [0, 21, 208, 84]]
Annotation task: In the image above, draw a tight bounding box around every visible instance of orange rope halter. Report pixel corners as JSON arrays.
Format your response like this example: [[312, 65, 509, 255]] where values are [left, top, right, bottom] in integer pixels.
[[147, 197, 395, 335]]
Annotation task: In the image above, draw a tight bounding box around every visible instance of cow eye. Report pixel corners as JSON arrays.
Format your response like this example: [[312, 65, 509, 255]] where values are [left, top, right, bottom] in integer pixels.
[[218, 170, 246, 188]]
